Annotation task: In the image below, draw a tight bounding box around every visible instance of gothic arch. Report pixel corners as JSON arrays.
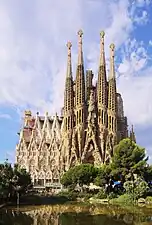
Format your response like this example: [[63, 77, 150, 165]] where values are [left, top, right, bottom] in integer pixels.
[[82, 139, 95, 163]]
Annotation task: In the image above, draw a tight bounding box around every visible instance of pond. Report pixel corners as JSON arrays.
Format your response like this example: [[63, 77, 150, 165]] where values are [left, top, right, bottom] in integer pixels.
[[0, 203, 152, 225]]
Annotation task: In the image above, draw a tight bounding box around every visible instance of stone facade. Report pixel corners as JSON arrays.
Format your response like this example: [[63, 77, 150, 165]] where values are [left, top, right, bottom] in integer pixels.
[[15, 30, 128, 187]]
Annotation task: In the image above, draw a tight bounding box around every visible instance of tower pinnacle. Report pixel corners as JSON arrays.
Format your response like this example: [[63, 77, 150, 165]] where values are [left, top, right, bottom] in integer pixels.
[[66, 41, 72, 78], [77, 29, 84, 65], [130, 124, 136, 143], [109, 43, 115, 80], [99, 30, 105, 67], [97, 30, 107, 111]]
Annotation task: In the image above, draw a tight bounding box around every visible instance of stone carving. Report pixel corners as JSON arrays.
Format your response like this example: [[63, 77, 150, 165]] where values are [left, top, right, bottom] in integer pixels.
[[88, 90, 96, 125]]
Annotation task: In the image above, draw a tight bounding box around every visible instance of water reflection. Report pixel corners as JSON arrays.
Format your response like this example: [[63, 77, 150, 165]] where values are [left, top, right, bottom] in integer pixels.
[[0, 204, 152, 225]]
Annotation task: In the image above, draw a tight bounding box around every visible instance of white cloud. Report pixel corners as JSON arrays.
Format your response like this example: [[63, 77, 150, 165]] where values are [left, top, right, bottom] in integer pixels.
[[116, 37, 152, 126], [0, 113, 11, 120], [149, 40, 152, 46], [135, 0, 151, 6], [118, 39, 148, 76], [134, 10, 148, 24], [0, 0, 151, 127], [117, 66, 152, 126]]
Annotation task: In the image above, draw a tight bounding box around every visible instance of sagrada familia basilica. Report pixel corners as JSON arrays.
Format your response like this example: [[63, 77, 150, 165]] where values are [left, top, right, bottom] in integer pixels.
[[15, 30, 135, 188]]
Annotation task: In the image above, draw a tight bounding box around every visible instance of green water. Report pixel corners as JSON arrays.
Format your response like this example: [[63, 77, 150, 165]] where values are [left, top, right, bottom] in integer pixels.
[[0, 203, 152, 225]]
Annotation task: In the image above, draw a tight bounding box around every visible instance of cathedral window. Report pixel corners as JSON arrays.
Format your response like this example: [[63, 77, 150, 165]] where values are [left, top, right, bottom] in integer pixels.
[[115, 119, 117, 131], [66, 118, 67, 130], [68, 117, 70, 129], [105, 112, 107, 126], [77, 111, 78, 125], [109, 116, 111, 129], [98, 109, 100, 122], [74, 115, 76, 127], [102, 110, 104, 124], [79, 110, 81, 123], [71, 117, 73, 128], [112, 117, 114, 131]]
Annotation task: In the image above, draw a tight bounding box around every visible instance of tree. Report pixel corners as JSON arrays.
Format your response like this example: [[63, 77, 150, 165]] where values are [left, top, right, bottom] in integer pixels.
[[124, 177, 149, 201], [12, 164, 32, 194], [0, 161, 32, 203], [0, 160, 14, 200], [60, 167, 76, 188], [110, 138, 148, 182], [61, 164, 98, 188], [94, 165, 111, 187], [143, 165, 152, 183]]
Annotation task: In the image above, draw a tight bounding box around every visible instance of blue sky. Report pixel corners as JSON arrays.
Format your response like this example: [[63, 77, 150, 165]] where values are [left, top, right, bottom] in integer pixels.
[[0, 0, 152, 164]]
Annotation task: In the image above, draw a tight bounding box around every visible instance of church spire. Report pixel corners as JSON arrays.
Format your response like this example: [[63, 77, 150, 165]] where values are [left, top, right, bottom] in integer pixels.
[[99, 31, 106, 67], [108, 43, 117, 112], [64, 41, 74, 131], [77, 29, 84, 66], [75, 29, 86, 126], [97, 31, 108, 127], [109, 43, 115, 80], [107, 43, 117, 136], [66, 41, 72, 78]]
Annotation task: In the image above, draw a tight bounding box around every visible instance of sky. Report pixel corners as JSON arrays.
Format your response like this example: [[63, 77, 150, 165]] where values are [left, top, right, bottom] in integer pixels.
[[0, 0, 152, 164]]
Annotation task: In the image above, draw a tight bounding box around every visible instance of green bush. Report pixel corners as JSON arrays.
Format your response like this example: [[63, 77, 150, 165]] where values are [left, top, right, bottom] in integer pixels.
[[146, 196, 152, 204], [96, 188, 107, 199], [77, 192, 93, 200], [57, 190, 77, 201], [124, 178, 149, 200], [110, 194, 133, 204], [108, 192, 118, 199]]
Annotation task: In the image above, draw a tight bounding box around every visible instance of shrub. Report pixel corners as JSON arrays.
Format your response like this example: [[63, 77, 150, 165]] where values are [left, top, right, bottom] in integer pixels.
[[107, 192, 118, 199], [77, 192, 93, 200], [146, 196, 152, 204], [110, 194, 133, 204], [96, 188, 107, 199], [57, 190, 77, 201], [124, 178, 149, 200]]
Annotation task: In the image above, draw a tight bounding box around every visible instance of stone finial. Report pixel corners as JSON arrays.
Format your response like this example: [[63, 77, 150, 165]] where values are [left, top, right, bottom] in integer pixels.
[[24, 110, 32, 116], [67, 41, 72, 63], [45, 111, 48, 116], [67, 41, 72, 50], [100, 31, 105, 38], [78, 29, 83, 37], [110, 43, 115, 56]]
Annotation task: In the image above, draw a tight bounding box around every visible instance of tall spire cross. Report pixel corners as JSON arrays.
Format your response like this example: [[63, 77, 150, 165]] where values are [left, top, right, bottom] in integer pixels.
[[77, 29, 83, 65]]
